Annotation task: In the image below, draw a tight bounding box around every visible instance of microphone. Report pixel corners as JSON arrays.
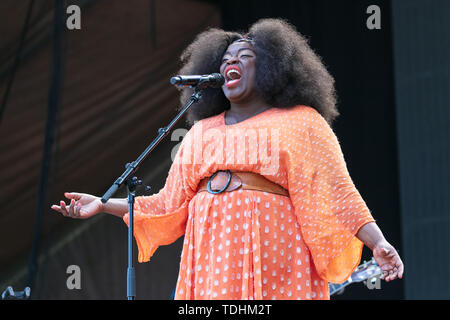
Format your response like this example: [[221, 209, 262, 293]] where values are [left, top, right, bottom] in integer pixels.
[[170, 73, 224, 88]]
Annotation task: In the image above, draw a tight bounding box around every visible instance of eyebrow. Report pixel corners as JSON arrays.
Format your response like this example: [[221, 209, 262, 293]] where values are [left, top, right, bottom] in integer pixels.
[[223, 48, 255, 56]]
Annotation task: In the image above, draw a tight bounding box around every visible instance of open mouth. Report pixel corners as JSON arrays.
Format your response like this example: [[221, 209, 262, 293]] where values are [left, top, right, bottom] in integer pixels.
[[224, 65, 242, 88]]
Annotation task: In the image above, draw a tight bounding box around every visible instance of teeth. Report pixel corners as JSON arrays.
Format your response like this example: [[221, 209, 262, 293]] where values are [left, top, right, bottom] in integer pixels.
[[226, 69, 241, 80]]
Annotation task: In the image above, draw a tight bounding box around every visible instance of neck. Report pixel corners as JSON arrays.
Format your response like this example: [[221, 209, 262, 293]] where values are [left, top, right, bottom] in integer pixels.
[[226, 97, 270, 124]]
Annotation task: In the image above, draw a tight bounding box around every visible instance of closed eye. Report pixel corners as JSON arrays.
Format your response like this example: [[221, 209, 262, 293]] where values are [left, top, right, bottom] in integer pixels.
[[222, 55, 253, 64]]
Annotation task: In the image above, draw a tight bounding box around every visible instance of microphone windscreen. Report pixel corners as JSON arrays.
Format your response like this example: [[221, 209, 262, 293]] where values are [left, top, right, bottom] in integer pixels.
[[211, 73, 225, 86]]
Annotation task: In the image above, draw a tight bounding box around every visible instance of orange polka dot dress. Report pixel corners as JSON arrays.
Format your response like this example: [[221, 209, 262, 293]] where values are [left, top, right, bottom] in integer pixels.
[[123, 105, 375, 300]]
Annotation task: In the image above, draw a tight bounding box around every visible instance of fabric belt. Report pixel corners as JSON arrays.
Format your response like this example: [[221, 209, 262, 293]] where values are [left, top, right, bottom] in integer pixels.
[[197, 170, 289, 197]]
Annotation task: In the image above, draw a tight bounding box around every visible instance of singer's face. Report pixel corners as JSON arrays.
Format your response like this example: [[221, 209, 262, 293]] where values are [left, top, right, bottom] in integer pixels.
[[220, 41, 258, 103]]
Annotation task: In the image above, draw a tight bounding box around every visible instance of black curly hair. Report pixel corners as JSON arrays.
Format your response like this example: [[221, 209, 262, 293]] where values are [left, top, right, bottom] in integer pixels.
[[176, 18, 339, 125]]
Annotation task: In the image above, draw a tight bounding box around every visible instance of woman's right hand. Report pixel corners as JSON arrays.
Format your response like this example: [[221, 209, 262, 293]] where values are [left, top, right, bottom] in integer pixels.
[[51, 192, 103, 219]]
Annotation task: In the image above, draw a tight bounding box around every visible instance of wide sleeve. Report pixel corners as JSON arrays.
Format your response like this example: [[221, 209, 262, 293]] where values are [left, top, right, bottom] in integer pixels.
[[288, 108, 375, 283], [123, 129, 196, 263]]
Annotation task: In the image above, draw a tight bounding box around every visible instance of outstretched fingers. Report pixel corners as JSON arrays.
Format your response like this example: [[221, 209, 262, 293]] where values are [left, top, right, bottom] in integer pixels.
[[381, 261, 402, 281], [50, 204, 64, 216], [65, 192, 82, 200], [73, 201, 82, 218], [61, 200, 70, 216], [51, 198, 80, 218]]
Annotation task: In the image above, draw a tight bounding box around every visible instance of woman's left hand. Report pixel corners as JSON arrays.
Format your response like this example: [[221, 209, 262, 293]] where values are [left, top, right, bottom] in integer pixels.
[[372, 241, 404, 282]]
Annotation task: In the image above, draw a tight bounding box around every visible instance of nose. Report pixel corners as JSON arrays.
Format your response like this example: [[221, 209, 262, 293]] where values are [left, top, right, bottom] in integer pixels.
[[226, 56, 239, 65]]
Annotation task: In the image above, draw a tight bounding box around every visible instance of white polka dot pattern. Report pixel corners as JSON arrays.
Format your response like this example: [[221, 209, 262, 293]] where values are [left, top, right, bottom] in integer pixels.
[[122, 105, 375, 300]]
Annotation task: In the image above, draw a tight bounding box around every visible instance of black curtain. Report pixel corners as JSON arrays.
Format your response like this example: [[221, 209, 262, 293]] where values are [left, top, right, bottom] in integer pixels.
[[391, 0, 450, 299]]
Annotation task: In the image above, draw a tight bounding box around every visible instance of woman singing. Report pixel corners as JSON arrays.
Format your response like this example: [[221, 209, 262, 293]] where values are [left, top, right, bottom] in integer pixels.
[[51, 18, 403, 300]]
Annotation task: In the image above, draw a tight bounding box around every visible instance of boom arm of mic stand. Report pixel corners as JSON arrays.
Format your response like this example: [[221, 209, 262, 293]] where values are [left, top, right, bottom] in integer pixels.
[[100, 89, 202, 203], [100, 88, 202, 300]]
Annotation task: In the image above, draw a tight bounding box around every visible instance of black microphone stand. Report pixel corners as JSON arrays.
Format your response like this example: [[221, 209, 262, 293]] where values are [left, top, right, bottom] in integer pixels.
[[101, 85, 205, 300]]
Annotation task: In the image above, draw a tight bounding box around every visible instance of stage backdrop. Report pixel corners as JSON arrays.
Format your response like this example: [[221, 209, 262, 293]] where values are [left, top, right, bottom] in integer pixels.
[[2, 0, 448, 300], [392, 0, 450, 299], [0, 0, 221, 299]]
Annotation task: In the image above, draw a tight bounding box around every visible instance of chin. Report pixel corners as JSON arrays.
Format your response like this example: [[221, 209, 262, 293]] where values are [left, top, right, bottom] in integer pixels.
[[223, 88, 249, 103]]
